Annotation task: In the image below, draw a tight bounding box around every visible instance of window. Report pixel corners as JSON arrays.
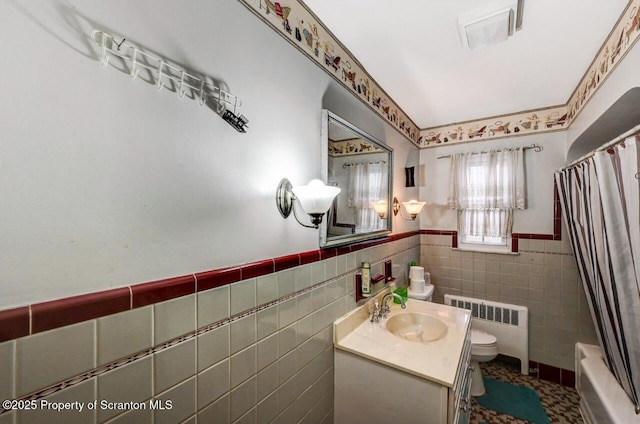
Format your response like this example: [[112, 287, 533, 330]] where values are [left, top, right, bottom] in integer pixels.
[[448, 148, 525, 248], [348, 161, 388, 233]]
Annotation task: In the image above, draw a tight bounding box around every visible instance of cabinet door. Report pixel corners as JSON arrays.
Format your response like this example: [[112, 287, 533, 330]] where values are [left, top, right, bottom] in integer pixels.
[[456, 368, 473, 424]]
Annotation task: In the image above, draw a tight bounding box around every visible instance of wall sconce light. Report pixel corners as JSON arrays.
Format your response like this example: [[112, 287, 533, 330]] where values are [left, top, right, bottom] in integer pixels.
[[372, 200, 388, 218], [392, 197, 426, 220], [276, 178, 340, 228]]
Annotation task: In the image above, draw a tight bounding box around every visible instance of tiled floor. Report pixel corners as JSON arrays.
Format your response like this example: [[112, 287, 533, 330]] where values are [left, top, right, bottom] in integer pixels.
[[470, 358, 583, 424]]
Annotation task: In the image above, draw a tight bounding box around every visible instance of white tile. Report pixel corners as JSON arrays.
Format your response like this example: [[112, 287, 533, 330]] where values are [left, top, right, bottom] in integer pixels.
[[0, 341, 14, 401], [256, 306, 278, 341], [197, 359, 229, 409], [154, 294, 196, 345], [231, 345, 256, 389], [16, 321, 95, 397], [230, 314, 256, 355], [257, 334, 278, 371], [198, 393, 229, 422], [17, 377, 95, 424], [154, 376, 196, 424], [0, 411, 14, 424], [97, 356, 152, 422], [277, 269, 296, 297], [257, 391, 278, 424], [257, 362, 278, 402], [257, 273, 278, 306], [104, 405, 152, 424], [277, 376, 297, 413], [278, 350, 297, 384], [154, 338, 196, 394], [97, 306, 153, 366], [197, 325, 229, 372], [230, 376, 256, 422], [197, 285, 229, 328], [278, 298, 297, 329], [230, 279, 256, 316], [295, 264, 313, 291]]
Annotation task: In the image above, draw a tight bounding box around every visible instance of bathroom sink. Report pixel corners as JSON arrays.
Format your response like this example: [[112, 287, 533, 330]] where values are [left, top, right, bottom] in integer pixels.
[[385, 312, 448, 343]]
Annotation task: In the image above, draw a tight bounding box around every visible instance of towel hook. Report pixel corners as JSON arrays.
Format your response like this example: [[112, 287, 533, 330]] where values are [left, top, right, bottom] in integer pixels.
[[98, 31, 109, 66], [178, 71, 186, 98], [130, 48, 139, 79], [199, 80, 207, 106], [156, 61, 164, 90]]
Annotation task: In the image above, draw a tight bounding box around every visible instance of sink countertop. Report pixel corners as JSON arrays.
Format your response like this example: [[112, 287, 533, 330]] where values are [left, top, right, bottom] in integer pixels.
[[333, 296, 471, 387]]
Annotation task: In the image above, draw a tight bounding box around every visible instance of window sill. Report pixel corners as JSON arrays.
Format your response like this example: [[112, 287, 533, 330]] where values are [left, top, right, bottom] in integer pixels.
[[452, 244, 519, 256]]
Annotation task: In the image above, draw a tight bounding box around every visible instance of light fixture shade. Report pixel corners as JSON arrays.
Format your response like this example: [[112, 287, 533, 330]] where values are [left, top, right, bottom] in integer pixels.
[[402, 200, 426, 216], [372, 200, 388, 218], [292, 179, 340, 214]]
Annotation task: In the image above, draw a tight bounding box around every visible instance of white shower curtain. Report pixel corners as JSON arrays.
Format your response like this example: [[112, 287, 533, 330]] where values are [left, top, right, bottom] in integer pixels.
[[348, 162, 387, 233], [555, 135, 640, 413]]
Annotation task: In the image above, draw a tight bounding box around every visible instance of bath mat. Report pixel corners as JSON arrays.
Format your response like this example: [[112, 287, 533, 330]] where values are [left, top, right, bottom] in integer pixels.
[[476, 377, 551, 424]]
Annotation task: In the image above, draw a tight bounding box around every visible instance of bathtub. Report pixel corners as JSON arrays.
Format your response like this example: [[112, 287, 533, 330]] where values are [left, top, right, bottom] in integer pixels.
[[576, 343, 640, 423]]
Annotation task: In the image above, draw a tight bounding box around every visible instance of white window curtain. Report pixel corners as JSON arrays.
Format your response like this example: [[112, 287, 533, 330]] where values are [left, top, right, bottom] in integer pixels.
[[448, 148, 525, 237], [348, 162, 387, 233]]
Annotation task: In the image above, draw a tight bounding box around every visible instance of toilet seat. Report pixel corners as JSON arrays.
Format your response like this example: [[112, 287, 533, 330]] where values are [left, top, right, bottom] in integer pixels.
[[470, 329, 498, 356], [471, 329, 497, 345]]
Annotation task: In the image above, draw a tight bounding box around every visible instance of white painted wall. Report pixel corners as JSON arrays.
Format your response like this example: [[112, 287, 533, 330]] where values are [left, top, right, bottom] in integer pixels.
[[0, 1, 418, 309], [419, 132, 567, 234]]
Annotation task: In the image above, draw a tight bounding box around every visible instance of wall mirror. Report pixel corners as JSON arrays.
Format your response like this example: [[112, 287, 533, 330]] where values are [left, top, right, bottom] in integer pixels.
[[320, 110, 393, 248]]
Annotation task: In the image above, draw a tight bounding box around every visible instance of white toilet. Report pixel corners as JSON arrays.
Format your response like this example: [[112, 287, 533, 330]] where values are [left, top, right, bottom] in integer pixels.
[[469, 328, 499, 396], [407, 283, 434, 301], [408, 285, 498, 397]]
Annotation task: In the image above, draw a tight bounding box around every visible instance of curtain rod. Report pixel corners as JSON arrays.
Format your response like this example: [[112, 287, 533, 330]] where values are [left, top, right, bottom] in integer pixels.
[[558, 123, 640, 172], [342, 160, 387, 168], [436, 143, 543, 159]]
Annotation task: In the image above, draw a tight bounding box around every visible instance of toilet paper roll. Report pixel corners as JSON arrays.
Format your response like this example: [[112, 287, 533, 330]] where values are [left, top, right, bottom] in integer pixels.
[[409, 266, 424, 281], [410, 278, 425, 293]]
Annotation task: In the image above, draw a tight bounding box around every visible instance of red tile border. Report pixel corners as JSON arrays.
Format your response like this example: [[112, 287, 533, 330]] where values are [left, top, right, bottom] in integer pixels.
[[0, 230, 420, 342], [538, 362, 561, 384], [320, 248, 337, 259], [335, 245, 352, 256], [196, 267, 242, 292], [561, 368, 576, 388], [241, 259, 275, 280], [0, 307, 30, 343], [132, 275, 196, 308], [299, 250, 320, 265], [31, 288, 131, 334], [273, 254, 299, 272], [511, 237, 519, 253]]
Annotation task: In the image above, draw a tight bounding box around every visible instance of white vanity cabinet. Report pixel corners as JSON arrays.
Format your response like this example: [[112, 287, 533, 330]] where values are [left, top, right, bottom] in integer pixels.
[[333, 297, 472, 424]]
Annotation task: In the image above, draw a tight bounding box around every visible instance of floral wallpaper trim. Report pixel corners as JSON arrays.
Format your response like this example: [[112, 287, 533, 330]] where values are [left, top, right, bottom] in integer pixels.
[[328, 139, 385, 157], [421, 0, 640, 148], [239, 0, 640, 150], [566, 0, 640, 125], [237, 0, 421, 145], [419, 105, 568, 147]]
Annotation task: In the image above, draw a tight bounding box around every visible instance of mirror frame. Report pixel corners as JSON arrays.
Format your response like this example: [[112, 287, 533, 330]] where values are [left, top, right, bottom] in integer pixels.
[[320, 110, 393, 248]]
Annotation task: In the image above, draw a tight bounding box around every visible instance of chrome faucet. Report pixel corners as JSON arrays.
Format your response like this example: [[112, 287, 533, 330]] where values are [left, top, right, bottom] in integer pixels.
[[380, 292, 407, 318]]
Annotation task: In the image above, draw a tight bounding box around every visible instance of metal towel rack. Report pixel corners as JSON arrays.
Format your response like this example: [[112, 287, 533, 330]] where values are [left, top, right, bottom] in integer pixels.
[[90, 30, 248, 132]]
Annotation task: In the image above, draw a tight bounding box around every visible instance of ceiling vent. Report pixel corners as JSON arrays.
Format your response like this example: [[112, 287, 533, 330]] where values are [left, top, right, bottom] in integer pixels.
[[458, 0, 524, 50]]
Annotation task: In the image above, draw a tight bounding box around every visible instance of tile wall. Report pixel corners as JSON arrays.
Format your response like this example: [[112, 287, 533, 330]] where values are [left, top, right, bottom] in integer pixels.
[[0, 235, 420, 424], [420, 228, 598, 376]]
